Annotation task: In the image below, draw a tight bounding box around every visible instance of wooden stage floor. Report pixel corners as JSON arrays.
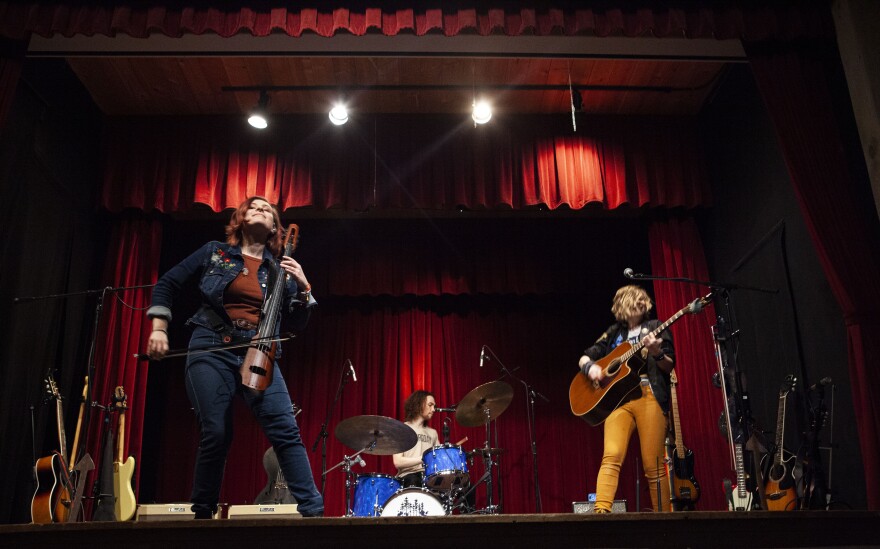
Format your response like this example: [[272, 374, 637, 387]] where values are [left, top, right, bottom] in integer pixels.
[[3, 511, 878, 548]]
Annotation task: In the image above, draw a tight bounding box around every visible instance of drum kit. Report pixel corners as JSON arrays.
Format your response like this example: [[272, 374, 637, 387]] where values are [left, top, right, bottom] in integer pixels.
[[331, 380, 514, 517]]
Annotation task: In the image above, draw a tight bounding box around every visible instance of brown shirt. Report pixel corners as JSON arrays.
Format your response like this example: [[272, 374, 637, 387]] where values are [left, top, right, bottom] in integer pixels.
[[224, 254, 263, 325]]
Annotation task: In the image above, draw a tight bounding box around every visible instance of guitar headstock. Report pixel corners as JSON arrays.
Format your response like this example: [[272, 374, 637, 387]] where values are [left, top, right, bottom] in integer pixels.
[[669, 370, 678, 385], [113, 386, 129, 411], [282, 224, 300, 257], [45, 373, 61, 402], [686, 292, 713, 314], [779, 374, 797, 397]]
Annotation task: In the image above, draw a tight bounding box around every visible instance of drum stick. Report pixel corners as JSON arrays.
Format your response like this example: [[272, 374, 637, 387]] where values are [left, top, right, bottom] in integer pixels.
[[455, 436, 468, 446]]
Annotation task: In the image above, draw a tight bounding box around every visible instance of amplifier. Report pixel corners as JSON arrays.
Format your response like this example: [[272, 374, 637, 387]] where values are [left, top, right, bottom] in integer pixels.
[[572, 499, 627, 513], [136, 504, 200, 521], [227, 504, 301, 519]]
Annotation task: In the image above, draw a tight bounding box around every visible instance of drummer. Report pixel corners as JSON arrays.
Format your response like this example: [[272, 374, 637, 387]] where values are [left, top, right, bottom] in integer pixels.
[[392, 390, 439, 487]]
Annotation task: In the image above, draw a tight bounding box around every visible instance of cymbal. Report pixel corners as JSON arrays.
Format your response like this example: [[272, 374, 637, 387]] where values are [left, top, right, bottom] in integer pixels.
[[455, 380, 514, 427], [334, 415, 418, 455]]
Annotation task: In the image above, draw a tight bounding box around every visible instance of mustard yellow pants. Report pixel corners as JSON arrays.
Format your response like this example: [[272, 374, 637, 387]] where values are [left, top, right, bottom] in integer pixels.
[[594, 383, 670, 512]]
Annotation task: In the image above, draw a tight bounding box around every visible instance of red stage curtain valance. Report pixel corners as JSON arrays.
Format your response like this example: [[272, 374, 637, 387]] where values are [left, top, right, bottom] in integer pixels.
[[100, 115, 710, 213], [0, 2, 831, 40]]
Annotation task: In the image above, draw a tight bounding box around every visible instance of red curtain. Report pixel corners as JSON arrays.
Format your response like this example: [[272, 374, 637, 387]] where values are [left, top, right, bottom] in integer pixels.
[[133, 216, 732, 515], [648, 217, 728, 512], [100, 116, 710, 213], [0, 2, 830, 41], [745, 42, 880, 509], [84, 214, 162, 515]]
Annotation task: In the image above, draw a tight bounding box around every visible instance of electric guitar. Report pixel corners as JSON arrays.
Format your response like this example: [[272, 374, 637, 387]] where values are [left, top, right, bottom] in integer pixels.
[[113, 386, 137, 521], [724, 442, 754, 511], [570, 293, 711, 425], [668, 370, 700, 510], [763, 375, 798, 511], [31, 374, 73, 523]]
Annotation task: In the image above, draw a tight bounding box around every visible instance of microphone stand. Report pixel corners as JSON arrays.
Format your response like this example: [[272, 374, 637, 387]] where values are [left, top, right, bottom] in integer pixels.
[[483, 344, 549, 513], [625, 270, 775, 510], [14, 282, 155, 520], [312, 360, 353, 499]]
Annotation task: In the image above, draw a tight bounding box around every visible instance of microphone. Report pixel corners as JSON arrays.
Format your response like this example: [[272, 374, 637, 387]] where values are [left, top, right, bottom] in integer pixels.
[[809, 377, 832, 391], [347, 359, 357, 382], [623, 268, 637, 279], [436, 407, 456, 413], [479, 345, 488, 368], [356, 455, 366, 468], [442, 419, 450, 444]]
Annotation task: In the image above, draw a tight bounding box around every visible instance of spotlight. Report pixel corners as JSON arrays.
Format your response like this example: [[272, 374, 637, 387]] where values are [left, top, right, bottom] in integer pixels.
[[472, 100, 492, 125], [248, 91, 270, 129], [329, 102, 349, 126]]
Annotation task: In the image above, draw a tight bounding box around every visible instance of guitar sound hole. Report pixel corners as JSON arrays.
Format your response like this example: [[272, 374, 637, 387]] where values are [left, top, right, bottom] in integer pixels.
[[249, 365, 267, 376], [606, 360, 620, 376]]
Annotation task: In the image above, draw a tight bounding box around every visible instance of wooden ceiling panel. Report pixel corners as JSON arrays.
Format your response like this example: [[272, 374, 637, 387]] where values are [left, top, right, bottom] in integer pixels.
[[66, 56, 728, 116]]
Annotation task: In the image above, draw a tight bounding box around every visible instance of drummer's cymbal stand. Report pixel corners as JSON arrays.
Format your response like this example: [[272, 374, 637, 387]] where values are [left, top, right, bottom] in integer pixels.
[[323, 443, 372, 517], [457, 409, 502, 514]]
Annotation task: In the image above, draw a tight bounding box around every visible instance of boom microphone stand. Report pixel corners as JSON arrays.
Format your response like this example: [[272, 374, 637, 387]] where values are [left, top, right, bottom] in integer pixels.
[[624, 268, 776, 510], [15, 283, 155, 520], [482, 345, 549, 513], [312, 359, 355, 499]]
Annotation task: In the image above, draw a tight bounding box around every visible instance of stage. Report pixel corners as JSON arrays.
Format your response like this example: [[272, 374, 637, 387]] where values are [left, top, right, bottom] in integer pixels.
[[3, 511, 878, 548]]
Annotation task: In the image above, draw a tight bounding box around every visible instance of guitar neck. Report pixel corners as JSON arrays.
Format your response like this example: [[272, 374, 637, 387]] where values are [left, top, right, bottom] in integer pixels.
[[623, 306, 688, 361], [56, 397, 68, 466], [773, 392, 786, 466], [117, 410, 126, 464], [669, 372, 686, 458], [734, 444, 747, 498]]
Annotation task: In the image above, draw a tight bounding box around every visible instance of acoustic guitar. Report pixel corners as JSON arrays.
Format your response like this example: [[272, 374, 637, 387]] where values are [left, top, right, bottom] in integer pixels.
[[569, 293, 711, 425], [668, 370, 700, 510], [763, 375, 798, 511], [113, 386, 137, 521], [31, 374, 73, 523]]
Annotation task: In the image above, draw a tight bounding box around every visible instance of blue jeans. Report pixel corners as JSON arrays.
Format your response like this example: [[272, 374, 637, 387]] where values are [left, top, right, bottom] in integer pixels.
[[184, 325, 323, 517]]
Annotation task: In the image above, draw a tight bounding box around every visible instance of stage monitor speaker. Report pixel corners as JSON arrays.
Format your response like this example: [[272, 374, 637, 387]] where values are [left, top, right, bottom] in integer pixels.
[[572, 499, 627, 513], [136, 504, 200, 521], [227, 504, 300, 519]]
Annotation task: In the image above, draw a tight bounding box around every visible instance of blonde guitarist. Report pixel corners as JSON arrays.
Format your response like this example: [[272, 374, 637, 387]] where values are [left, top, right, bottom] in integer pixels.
[[113, 386, 137, 521], [575, 285, 675, 513]]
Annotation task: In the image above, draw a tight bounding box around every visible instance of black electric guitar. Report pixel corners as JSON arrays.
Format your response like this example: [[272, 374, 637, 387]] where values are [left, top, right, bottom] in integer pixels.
[[31, 374, 74, 523], [764, 375, 798, 511], [570, 293, 711, 425], [668, 370, 700, 510]]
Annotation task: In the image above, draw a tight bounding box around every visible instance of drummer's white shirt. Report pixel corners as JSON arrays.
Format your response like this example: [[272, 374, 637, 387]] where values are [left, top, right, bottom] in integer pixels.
[[396, 421, 439, 477]]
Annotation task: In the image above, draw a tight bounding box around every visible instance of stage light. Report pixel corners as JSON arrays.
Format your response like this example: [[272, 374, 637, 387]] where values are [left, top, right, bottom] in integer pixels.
[[329, 102, 349, 126], [247, 91, 270, 129], [472, 99, 492, 125]]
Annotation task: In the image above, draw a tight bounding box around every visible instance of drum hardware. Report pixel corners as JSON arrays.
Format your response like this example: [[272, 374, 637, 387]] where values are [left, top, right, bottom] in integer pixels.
[[331, 415, 419, 516], [478, 344, 549, 513]]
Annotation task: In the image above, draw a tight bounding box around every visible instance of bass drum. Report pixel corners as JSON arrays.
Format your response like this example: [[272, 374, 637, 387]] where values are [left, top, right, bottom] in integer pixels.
[[379, 488, 446, 517]]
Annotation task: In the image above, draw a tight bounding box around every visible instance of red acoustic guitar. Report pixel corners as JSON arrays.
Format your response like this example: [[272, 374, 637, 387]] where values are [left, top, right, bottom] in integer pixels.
[[31, 374, 73, 523], [569, 294, 711, 426]]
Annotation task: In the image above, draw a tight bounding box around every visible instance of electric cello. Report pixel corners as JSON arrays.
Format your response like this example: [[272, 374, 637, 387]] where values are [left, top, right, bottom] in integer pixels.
[[240, 224, 300, 392]]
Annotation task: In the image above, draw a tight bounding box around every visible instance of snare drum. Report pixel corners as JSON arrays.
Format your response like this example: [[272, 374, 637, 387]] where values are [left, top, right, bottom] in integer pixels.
[[351, 474, 400, 517], [422, 444, 469, 491], [380, 487, 446, 517]]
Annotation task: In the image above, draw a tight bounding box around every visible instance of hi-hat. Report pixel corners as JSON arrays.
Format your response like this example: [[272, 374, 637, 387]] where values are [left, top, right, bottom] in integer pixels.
[[334, 415, 418, 455], [455, 380, 514, 427]]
